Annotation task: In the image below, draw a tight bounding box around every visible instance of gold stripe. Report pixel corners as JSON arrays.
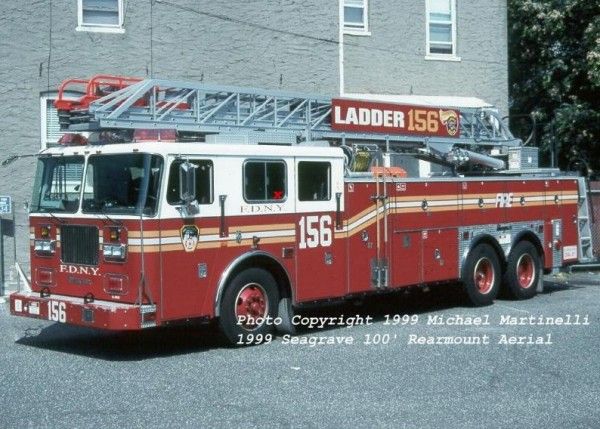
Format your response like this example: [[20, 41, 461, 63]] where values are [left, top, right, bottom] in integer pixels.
[[197, 241, 222, 249], [200, 227, 221, 234], [124, 188, 580, 250], [341, 195, 561, 236], [129, 229, 192, 238], [227, 236, 296, 247], [348, 205, 377, 224], [229, 223, 295, 233]]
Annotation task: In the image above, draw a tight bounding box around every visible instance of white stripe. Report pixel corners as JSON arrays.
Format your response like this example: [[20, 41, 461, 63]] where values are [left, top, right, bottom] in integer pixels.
[[561, 194, 578, 201], [129, 229, 296, 246], [129, 237, 161, 246]]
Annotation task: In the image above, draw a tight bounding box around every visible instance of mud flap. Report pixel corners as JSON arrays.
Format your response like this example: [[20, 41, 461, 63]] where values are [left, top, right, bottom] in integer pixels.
[[276, 297, 296, 335], [536, 264, 545, 293]]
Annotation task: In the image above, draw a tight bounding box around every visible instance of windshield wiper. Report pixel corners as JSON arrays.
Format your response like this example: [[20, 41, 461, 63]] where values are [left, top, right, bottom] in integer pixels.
[[45, 210, 66, 224], [99, 210, 123, 226]]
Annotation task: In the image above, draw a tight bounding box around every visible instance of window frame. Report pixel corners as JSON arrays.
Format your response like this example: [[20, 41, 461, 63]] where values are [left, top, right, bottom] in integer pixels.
[[425, 0, 460, 61], [342, 0, 370, 36], [77, 0, 125, 34], [242, 159, 288, 204], [297, 161, 332, 202], [81, 153, 164, 217], [30, 155, 86, 214]]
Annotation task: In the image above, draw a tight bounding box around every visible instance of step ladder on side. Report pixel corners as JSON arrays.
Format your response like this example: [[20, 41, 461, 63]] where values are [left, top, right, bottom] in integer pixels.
[[576, 176, 595, 263]]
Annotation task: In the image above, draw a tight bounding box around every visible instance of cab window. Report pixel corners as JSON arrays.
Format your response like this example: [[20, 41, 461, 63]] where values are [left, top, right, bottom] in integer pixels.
[[244, 160, 286, 202], [167, 159, 214, 205], [298, 161, 331, 201]]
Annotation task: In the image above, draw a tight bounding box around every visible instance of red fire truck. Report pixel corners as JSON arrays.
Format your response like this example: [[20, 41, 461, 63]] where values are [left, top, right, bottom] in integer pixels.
[[8, 76, 594, 344]]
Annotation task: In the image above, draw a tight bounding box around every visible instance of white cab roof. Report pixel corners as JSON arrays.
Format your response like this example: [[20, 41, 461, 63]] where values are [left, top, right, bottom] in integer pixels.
[[41, 141, 345, 159]]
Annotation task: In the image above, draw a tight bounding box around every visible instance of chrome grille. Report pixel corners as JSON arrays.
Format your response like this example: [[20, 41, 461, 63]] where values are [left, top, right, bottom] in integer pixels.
[[60, 225, 99, 266]]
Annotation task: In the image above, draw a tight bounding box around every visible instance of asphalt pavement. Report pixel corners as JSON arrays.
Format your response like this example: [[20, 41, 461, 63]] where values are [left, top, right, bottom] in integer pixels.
[[0, 272, 599, 428]]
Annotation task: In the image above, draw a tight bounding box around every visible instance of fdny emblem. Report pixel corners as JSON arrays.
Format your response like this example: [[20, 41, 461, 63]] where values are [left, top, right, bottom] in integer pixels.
[[439, 109, 459, 136], [181, 225, 199, 252]]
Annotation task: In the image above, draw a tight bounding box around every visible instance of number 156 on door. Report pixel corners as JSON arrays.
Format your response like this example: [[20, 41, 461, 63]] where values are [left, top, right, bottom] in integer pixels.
[[298, 215, 332, 249]]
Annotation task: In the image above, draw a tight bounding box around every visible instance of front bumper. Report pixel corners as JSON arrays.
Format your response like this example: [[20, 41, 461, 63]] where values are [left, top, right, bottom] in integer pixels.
[[9, 292, 157, 330]]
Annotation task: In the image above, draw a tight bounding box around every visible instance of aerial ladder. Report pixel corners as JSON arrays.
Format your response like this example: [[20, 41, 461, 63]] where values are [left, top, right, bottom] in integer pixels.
[[54, 75, 523, 172]]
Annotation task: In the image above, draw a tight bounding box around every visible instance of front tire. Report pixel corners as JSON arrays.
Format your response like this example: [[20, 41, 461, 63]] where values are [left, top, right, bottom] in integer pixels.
[[503, 241, 541, 300], [462, 243, 501, 306], [218, 268, 279, 345]]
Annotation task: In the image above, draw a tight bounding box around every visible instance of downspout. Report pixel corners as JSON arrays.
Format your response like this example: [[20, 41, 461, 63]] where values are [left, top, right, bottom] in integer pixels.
[[338, 0, 345, 96]]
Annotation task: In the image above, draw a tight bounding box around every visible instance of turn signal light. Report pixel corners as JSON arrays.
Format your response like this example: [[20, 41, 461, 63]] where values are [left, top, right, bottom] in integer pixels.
[[109, 227, 120, 242], [58, 133, 88, 146], [133, 129, 176, 142], [40, 225, 51, 238]]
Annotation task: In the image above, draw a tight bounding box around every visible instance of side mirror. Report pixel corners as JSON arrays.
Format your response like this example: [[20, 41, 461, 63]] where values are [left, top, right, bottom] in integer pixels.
[[179, 161, 199, 216], [179, 161, 197, 203]]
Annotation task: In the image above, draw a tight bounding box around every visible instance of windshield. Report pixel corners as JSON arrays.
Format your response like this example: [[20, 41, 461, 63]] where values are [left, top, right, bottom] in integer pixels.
[[82, 153, 163, 216], [31, 156, 85, 213]]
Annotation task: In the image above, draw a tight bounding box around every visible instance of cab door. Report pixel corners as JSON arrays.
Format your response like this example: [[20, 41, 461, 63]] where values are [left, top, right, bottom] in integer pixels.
[[294, 157, 346, 301], [159, 156, 219, 321]]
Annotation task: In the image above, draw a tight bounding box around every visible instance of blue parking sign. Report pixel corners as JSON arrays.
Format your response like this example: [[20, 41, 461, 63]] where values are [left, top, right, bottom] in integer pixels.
[[0, 196, 11, 214]]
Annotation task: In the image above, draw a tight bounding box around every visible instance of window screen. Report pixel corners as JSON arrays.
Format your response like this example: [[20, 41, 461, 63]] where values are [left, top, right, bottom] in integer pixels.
[[79, 0, 123, 29], [344, 0, 368, 33], [427, 0, 456, 55]]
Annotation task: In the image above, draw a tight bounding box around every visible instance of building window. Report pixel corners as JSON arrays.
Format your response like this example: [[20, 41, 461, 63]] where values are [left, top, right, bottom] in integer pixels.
[[343, 0, 369, 35], [298, 162, 331, 201], [40, 93, 80, 149], [77, 0, 125, 34], [426, 0, 458, 59], [243, 160, 287, 202], [40, 96, 62, 149]]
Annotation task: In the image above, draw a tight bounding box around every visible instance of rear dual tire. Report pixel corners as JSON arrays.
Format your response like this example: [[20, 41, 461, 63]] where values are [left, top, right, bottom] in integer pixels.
[[503, 241, 541, 300], [462, 243, 501, 306]]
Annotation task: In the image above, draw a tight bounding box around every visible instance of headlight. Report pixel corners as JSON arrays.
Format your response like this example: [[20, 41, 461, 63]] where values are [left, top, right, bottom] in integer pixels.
[[34, 239, 55, 254], [103, 244, 127, 261]]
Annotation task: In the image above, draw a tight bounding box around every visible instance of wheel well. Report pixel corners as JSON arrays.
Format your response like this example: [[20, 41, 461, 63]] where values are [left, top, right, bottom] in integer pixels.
[[215, 252, 293, 316], [512, 232, 544, 263]]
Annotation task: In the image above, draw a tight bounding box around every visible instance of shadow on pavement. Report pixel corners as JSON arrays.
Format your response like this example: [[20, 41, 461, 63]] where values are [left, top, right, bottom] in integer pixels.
[[13, 277, 587, 360], [15, 321, 228, 361]]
